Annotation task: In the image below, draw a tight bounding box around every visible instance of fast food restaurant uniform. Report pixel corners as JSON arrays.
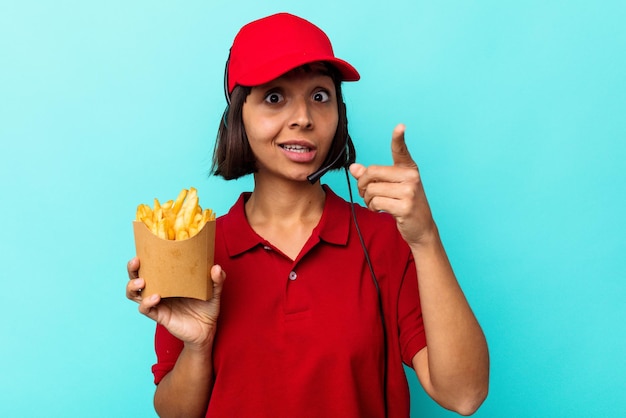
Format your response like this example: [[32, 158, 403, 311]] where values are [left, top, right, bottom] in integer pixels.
[[152, 186, 427, 418]]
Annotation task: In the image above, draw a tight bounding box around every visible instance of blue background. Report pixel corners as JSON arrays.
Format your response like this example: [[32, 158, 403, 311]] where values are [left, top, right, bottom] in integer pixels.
[[1, 1, 624, 417]]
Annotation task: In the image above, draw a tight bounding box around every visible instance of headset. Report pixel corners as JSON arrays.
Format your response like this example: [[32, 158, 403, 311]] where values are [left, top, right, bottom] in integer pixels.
[[223, 56, 389, 416]]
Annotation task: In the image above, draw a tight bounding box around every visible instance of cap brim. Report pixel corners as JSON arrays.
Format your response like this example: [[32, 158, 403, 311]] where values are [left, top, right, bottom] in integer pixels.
[[236, 54, 360, 89]]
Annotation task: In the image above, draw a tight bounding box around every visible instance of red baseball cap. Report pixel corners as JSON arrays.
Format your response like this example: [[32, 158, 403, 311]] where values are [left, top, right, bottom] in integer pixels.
[[226, 13, 360, 94]]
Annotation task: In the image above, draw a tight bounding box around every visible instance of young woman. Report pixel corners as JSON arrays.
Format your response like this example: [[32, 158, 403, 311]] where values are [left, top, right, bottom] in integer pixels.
[[126, 12, 489, 418]]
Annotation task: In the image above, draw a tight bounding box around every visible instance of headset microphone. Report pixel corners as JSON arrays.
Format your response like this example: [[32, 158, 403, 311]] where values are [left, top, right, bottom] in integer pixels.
[[307, 142, 348, 184], [308, 105, 355, 184], [308, 132, 388, 416]]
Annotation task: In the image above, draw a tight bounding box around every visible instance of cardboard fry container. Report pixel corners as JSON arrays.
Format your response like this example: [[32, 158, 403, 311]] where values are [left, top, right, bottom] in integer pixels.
[[132, 220, 216, 301]]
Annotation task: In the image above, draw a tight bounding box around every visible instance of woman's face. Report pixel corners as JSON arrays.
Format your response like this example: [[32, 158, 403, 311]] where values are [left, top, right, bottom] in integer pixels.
[[242, 65, 339, 183]]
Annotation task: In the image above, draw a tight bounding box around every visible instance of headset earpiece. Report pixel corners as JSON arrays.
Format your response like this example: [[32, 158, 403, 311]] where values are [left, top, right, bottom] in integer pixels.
[[223, 50, 232, 106], [222, 51, 232, 128]]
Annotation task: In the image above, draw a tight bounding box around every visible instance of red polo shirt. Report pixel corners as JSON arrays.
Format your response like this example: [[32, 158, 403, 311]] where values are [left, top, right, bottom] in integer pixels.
[[152, 186, 426, 417]]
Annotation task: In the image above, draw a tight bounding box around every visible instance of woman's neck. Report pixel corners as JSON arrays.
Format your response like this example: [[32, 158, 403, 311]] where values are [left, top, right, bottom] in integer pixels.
[[244, 177, 326, 259], [246, 178, 325, 224]]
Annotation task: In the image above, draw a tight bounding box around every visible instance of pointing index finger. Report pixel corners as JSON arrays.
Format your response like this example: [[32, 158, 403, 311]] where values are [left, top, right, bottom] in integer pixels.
[[391, 124, 416, 168]]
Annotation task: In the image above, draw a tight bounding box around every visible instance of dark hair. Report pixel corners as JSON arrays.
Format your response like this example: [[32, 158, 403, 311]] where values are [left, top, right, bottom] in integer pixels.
[[211, 64, 355, 180]]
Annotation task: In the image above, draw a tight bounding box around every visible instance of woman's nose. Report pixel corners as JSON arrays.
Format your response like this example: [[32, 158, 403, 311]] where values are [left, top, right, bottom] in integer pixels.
[[289, 98, 313, 129]]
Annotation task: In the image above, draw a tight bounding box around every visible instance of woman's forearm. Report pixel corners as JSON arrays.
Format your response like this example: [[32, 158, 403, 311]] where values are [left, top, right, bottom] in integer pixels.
[[154, 342, 214, 418], [410, 228, 489, 415]]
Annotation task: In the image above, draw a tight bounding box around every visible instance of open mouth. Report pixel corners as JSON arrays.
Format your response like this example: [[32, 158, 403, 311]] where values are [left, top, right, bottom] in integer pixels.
[[280, 144, 312, 153]]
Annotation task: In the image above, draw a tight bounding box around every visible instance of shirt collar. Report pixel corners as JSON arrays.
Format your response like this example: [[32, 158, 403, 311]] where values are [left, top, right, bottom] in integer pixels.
[[316, 185, 351, 246], [220, 185, 351, 257]]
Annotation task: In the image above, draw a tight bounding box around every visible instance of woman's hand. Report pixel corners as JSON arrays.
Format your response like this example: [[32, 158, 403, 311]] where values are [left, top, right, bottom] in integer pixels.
[[349, 124, 436, 247], [352, 124, 489, 413], [126, 257, 226, 349]]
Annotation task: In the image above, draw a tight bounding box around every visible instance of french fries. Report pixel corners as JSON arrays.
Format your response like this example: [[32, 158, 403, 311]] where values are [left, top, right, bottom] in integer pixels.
[[136, 187, 215, 240]]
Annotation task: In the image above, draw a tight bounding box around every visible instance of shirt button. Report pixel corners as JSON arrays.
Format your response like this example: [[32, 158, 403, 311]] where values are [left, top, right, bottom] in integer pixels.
[[288, 271, 297, 281], [263, 245, 271, 250]]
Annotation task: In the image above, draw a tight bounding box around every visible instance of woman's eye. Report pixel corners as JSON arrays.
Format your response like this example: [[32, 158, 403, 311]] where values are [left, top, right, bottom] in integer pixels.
[[313, 91, 330, 102], [264, 92, 283, 104]]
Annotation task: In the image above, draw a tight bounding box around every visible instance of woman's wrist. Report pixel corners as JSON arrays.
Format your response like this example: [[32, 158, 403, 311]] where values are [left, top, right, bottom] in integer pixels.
[[183, 333, 215, 355]]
